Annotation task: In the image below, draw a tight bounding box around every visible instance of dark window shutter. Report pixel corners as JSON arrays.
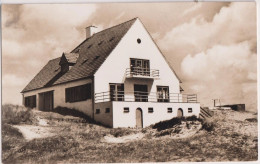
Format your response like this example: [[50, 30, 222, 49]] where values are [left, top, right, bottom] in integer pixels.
[[65, 83, 92, 103]]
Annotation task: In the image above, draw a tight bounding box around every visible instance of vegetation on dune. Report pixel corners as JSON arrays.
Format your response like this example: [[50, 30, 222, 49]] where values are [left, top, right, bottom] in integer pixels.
[[2, 123, 25, 163], [1, 104, 258, 163], [51, 106, 95, 123], [2, 104, 36, 125], [152, 115, 201, 131], [109, 128, 139, 137], [201, 118, 217, 132]]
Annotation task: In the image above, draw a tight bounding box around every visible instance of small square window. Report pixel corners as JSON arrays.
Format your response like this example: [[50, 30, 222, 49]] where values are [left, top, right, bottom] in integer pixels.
[[109, 37, 115, 42], [96, 109, 100, 114], [148, 107, 153, 113], [98, 41, 103, 45], [124, 107, 129, 113], [105, 108, 110, 113], [188, 108, 192, 113], [168, 108, 172, 113]]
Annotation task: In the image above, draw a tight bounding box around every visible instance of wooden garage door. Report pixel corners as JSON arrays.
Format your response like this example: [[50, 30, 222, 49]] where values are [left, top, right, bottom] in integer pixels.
[[39, 91, 54, 111]]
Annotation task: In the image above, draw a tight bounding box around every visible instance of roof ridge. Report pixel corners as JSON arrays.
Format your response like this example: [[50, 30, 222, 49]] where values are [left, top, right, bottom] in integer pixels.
[[49, 57, 61, 61], [22, 17, 138, 92], [91, 17, 138, 36], [71, 17, 138, 53]]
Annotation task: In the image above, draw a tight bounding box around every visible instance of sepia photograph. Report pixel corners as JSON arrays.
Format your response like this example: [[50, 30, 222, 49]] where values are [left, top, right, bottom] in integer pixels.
[[1, 1, 258, 163]]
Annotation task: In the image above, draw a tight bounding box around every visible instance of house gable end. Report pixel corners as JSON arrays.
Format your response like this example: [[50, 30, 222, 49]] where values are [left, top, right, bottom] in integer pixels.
[[94, 18, 181, 94], [138, 19, 182, 83]]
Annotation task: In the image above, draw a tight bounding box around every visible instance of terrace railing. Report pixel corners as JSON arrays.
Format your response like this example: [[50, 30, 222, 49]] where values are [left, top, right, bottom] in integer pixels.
[[125, 67, 159, 79], [95, 91, 197, 103]]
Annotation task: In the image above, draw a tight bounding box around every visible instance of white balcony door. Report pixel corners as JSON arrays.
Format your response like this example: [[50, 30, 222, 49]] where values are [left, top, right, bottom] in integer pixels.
[[134, 84, 148, 102], [109, 83, 124, 101], [130, 58, 150, 76]]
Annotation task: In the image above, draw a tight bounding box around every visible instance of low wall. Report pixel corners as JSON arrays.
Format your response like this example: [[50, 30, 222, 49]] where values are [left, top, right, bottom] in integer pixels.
[[94, 102, 113, 127], [112, 102, 200, 128], [219, 104, 246, 111]]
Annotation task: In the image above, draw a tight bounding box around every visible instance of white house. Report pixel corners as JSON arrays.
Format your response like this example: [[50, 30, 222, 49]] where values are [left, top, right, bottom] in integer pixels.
[[21, 18, 200, 128]]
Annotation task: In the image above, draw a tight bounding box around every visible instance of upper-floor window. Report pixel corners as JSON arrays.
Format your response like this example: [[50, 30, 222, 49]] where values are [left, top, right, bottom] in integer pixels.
[[110, 83, 124, 101], [24, 95, 36, 108], [157, 86, 169, 102], [130, 58, 150, 76], [65, 83, 91, 103]]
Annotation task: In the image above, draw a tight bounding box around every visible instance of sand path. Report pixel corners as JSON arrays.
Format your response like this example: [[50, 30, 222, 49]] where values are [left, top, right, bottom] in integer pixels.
[[12, 117, 55, 141]]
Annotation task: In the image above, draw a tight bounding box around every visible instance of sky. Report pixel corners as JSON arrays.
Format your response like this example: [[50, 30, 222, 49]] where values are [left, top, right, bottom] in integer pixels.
[[1, 2, 257, 111]]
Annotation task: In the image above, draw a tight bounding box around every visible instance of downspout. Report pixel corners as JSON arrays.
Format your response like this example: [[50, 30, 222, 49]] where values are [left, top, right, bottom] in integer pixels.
[[22, 93, 24, 106], [91, 76, 95, 119]]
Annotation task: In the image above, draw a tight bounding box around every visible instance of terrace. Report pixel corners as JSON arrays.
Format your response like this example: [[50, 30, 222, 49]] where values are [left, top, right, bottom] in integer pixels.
[[95, 91, 197, 103]]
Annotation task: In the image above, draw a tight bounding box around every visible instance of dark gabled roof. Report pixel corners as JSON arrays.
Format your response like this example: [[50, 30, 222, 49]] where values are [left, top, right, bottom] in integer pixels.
[[22, 58, 61, 92], [22, 18, 137, 93]]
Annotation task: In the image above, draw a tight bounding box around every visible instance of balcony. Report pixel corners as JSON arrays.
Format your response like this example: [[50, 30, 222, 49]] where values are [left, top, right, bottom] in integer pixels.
[[125, 67, 159, 79], [95, 91, 197, 103]]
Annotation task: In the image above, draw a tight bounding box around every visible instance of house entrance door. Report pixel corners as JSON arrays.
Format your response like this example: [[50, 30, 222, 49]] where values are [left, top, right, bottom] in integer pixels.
[[134, 84, 148, 102], [39, 91, 54, 111], [136, 108, 143, 128], [177, 108, 183, 117]]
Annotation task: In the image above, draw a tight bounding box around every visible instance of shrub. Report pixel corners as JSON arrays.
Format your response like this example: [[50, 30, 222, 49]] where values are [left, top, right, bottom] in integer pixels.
[[52, 106, 95, 123], [152, 117, 182, 131], [2, 123, 23, 138], [245, 118, 257, 122], [201, 118, 216, 132], [2, 104, 35, 125], [152, 116, 201, 131], [109, 128, 136, 137]]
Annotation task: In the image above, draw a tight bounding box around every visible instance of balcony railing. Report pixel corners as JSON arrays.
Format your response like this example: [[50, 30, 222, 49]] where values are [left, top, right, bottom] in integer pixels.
[[95, 91, 197, 103], [125, 67, 159, 79]]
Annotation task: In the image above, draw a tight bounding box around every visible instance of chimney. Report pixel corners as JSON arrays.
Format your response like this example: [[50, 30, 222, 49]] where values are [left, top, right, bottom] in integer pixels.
[[85, 26, 98, 38]]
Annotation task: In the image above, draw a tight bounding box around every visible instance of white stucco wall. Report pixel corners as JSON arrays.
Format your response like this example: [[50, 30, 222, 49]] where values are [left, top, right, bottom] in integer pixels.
[[22, 78, 93, 117], [112, 102, 200, 128], [94, 102, 113, 127], [94, 18, 180, 97]]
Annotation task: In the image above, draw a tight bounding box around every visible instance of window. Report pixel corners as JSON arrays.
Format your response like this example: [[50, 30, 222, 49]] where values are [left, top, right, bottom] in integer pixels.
[[134, 84, 148, 102], [96, 109, 100, 114], [105, 108, 110, 113], [137, 38, 141, 44], [148, 107, 153, 113], [24, 95, 36, 108], [110, 83, 124, 101], [81, 58, 88, 65], [98, 41, 103, 45], [75, 48, 80, 53], [157, 86, 169, 102], [60, 63, 69, 73], [124, 107, 129, 113], [65, 84, 91, 103], [168, 108, 172, 113], [94, 55, 100, 60], [188, 108, 192, 113], [109, 37, 115, 42], [130, 58, 150, 76]]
